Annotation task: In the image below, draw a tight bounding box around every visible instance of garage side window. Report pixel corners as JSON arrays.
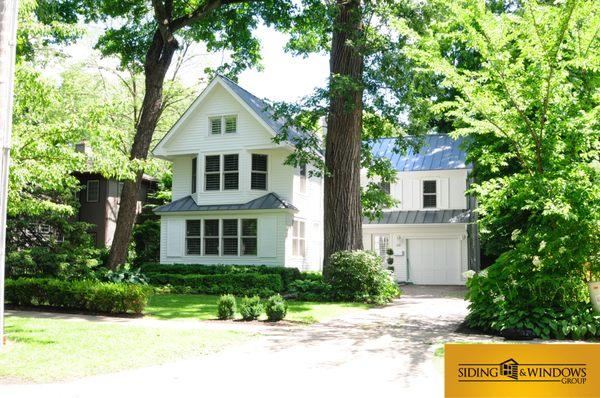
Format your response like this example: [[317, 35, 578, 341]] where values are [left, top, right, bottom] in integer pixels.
[[186, 220, 201, 255], [423, 180, 437, 208]]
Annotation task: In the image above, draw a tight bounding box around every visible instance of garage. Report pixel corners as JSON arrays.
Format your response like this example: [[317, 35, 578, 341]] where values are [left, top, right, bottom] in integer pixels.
[[407, 238, 462, 285]]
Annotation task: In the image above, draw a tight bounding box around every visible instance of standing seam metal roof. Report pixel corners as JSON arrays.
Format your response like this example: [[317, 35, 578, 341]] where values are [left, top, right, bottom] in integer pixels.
[[363, 209, 471, 224], [368, 135, 470, 172], [154, 192, 298, 213]]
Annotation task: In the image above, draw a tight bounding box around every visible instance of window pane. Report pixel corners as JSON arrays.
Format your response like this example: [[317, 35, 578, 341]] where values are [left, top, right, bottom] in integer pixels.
[[205, 155, 220, 172], [222, 219, 238, 236], [423, 195, 437, 208], [242, 219, 257, 236], [292, 239, 298, 256], [299, 164, 306, 177], [299, 221, 305, 238], [224, 116, 237, 133], [293, 221, 299, 238], [210, 117, 222, 135], [204, 238, 219, 255], [205, 173, 220, 191], [251, 172, 267, 190], [204, 219, 219, 236], [251, 154, 268, 171], [186, 220, 201, 237], [423, 180, 436, 194], [191, 157, 197, 194], [299, 239, 306, 257], [380, 182, 390, 194], [186, 238, 201, 255], [87, 180, 99, 202], [222, 238, 238, 255], [224, 173, 239, 190], [223, 154, 238, 171], [241, 238, 257, 255]]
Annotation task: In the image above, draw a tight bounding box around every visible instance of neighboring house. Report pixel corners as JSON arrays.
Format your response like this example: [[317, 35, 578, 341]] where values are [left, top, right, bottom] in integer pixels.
[[153, 76, 479, 284], [74, 142, 158, 247], [361, 135, 479, 285], [152, 75, 324, 271]]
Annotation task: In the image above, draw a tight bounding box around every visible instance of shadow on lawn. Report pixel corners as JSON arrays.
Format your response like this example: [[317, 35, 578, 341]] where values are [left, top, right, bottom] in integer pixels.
[[4, 325, 57, 346]]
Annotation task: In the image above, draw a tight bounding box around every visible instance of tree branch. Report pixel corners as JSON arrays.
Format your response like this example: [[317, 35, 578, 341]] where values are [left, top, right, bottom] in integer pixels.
[[170, 0, 260, 32]]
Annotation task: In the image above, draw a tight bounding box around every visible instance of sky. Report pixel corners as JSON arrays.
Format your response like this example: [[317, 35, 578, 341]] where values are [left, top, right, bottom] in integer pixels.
[[46, 24, 330, 103]]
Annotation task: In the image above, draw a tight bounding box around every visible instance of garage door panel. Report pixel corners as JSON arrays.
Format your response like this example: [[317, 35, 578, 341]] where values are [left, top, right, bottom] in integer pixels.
[[408, 238, 461, 285]]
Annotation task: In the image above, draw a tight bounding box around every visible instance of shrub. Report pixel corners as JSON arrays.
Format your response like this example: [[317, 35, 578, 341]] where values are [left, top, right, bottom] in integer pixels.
[[217, 294, 237, 320], [288, 279, 334, 302], [466, 252, 600, 340], [239, 296, 263, 321], [328, 250, 401, 305], [101, 265, 149, 285], [4, 278, 150, 314], [140, 263, 301, 290], [146, 273, 282, 297], [265, 294, 287, 322]]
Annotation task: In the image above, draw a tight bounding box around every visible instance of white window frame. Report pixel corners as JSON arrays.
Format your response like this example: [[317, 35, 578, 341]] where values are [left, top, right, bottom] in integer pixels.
[[203, 219, 220, 256], [241, 219, 258, 256], [221, 218, 240, 256], [86, 180, 100, 202], [298, 164, 307, 194], [422, 179, 438, 209], [183, 218, 258, 257], [185, 220, 202, 255], [208, 114, 238, 135], [204, 154, 240, 192], [292, 219, 306, 258], [251, 154, 268, 191]]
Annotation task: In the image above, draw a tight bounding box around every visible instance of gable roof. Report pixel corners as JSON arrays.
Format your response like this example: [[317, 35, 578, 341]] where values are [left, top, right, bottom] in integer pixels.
[[154, 192, 298, 214], [368, 135, 470, 172], [152, 75, 310, 156]]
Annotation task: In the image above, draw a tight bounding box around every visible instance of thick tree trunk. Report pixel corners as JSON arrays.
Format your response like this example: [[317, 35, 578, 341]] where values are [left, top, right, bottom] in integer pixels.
[[106, 31, 177, 269], [322, 0, 364, 279]]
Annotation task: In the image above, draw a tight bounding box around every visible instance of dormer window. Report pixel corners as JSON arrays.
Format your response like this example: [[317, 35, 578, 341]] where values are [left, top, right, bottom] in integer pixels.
[[209, 115, 237, 135], [423, 180, 437, 208]]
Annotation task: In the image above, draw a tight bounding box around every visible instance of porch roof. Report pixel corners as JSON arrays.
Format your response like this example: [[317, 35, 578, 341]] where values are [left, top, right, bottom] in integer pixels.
[[364, 209, 471, 224]]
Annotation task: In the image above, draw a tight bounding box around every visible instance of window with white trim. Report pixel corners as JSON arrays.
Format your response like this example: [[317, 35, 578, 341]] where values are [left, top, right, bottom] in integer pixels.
[[86, 180, 99, 202], [423, 180, 437, 208], [299, 164, 307, 193], [241, 219, 257, 256], [191, 157, 197, 193], [205, 155, 220, 191], [292, 220, 306, 257], [204, 219, 219, 255], [204, 154, 238, 191], [186, 220, 201, 255], [222, 219, 239, 256], [209, 115, 237, 135], [223, 154, 239, 190], [251, 154, 268, 190]]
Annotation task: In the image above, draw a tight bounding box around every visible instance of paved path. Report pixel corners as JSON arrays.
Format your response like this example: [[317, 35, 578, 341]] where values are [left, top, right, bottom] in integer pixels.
[[1, 286, 499, 398]]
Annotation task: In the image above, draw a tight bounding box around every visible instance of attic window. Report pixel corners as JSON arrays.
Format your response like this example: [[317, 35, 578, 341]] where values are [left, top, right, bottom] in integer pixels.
[[210, 117, 222, 135], [423, 180, 437, 208], [224, 116, 237, 134], [209, 115, 237, 135]]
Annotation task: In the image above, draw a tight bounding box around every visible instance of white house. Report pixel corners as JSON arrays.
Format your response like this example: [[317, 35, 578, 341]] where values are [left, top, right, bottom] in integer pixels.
[[153, 75, 478, 284], [361, 136, 478, 285], [152, 75, 324, 271]]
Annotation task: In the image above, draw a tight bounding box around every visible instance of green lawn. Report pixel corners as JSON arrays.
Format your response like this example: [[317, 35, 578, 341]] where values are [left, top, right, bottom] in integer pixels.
[[146, 294, 371, 324], [0, 316, 252, 383]]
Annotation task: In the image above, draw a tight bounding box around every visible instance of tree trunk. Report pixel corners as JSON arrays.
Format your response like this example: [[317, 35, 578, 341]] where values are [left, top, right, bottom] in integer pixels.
[[322, 0, 364, 279], [106, 31, 177, 269]]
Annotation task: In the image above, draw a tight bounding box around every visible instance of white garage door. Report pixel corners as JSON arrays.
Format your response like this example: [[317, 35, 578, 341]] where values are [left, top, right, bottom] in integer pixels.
[[407, 238, 462, 285]]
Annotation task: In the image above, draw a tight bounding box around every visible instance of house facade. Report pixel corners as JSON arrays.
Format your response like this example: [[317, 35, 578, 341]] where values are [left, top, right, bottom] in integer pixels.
[[152, 76, 323, 271], [153, 76, 478, 284], [361, 136, 478, 285]]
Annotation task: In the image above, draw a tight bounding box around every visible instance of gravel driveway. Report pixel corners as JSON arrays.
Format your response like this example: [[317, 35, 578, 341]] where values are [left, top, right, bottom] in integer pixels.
[[1, 285, 499, 398]]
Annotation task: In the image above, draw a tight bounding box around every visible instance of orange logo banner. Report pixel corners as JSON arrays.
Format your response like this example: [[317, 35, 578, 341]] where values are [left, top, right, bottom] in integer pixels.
[[445, 343, 600, 398]]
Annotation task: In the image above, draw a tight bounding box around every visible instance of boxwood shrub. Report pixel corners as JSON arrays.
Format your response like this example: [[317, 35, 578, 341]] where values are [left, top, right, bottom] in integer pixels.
[[217, 294, 237, 320], [140, 263, 301, 290], [5, 278, 149, 314], [147, 273, 283, 297], [265, 294, 287, 322], [239, 296, 263, 321]]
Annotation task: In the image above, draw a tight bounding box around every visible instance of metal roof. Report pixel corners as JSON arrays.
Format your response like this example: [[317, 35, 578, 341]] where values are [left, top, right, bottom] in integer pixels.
[[368, 135, 470, 172], [218, 75, 310, 144], [364, 209, 471, 224], [154, 192, 298, 214]]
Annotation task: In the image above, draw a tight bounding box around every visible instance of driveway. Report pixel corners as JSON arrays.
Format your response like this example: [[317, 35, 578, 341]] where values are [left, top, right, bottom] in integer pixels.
[[1, 285, 499, 397]]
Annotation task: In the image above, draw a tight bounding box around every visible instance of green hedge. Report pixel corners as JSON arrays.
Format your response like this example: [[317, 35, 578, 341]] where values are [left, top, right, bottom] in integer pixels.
[[147, 273, 283, 297], [5, 278, 150, 314], [140, 263, 301, 289]]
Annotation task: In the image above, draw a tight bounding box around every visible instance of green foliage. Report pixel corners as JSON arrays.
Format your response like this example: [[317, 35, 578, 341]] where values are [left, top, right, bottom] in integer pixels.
[[466, 262, 600, 340], [239, 296, 263, 321], [216, 294, 237, 320], [101, 265, 149, 285], [264, 294, 288, 322], [287, 279, 334, 302], [140, 263, 301, 290], [327, 251, 401, 305], [146, 273, 283, 297], [5, 278, 150, 314]]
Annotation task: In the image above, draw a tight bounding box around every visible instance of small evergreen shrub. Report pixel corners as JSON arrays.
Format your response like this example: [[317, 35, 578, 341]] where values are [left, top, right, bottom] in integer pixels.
[[328, 250, 401, 305], [239, 296, 263, 321], [288, 279, 334, 302], [5, 278, 149, 314], [217, 294, 237, 320], [265, 294, 287, 322]]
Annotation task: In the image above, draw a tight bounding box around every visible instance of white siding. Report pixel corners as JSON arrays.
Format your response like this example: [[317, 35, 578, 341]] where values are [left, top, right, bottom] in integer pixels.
[[257, 215, 278, 257], [171, 156, 192, 200]]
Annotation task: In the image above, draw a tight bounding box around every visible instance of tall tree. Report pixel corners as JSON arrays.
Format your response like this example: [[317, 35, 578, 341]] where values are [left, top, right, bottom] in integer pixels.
[[67, 0, 294, 268], [322, 0, 364, 277]]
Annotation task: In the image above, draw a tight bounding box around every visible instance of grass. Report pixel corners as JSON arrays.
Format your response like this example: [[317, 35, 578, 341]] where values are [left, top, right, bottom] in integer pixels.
[[0, 316, 252, 383], [146, 294, 372, 324]]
